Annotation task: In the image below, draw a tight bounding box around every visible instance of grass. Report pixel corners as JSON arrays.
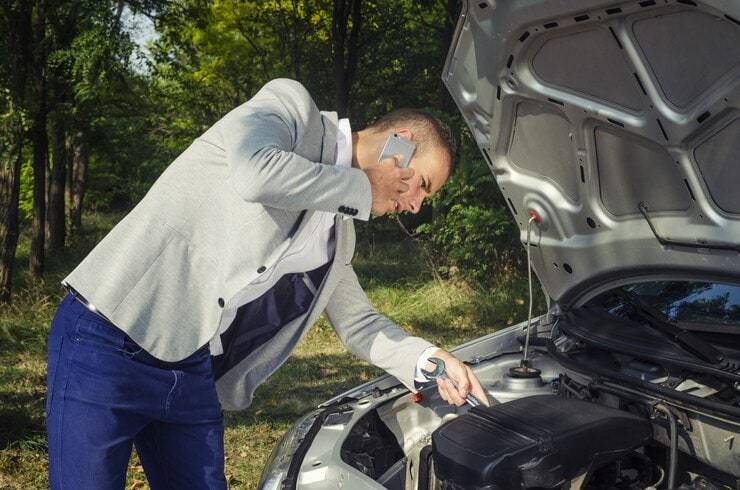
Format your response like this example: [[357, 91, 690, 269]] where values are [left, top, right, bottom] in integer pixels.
[[0, 214, 536, 489]]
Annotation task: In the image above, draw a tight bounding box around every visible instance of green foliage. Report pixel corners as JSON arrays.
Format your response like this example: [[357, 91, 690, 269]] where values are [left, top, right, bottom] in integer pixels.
[[0, 88, 29, 134], [0, 90, 29, 232], [417, 128, 521, 285], [142, 0, 523, 286], [18, 157, 33, 222], [0, 87, 29, 171], [149, 0, 455, 125], [5, 0, 524, 285]]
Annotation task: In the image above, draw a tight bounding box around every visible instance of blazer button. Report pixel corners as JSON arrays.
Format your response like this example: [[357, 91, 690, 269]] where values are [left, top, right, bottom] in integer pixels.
[[218, 298, 225, 307], [257, 266, 266, 273]]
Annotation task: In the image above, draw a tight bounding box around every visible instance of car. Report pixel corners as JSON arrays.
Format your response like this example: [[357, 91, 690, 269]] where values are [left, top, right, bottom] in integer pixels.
[[258, 0, 740, 488]]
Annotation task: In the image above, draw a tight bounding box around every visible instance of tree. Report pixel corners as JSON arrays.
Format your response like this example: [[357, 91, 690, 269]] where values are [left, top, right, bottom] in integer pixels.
[[45, 0, 166, 241], [0, 94, 27, 301], [28, 0, 49, 277], [46, 113, 68, 251], [332, 0, 362, 118], [0, 1, 32, 299], [68, 132, 88, 233], [0, 0, 164, 298], [7, 0, 517, 292]]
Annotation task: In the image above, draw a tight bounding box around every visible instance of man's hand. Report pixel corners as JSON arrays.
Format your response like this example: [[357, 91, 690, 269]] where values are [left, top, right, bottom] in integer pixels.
[[363, 155, 415, 216], [426, 349, 490, 407]]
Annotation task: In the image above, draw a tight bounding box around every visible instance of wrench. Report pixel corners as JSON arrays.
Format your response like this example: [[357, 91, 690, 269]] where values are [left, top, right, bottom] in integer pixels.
[[420, 357, 484, 407]]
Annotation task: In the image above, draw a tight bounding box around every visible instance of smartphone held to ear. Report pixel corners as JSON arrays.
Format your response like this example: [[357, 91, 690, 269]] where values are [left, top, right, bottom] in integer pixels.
[[378, 133, 416, 168]]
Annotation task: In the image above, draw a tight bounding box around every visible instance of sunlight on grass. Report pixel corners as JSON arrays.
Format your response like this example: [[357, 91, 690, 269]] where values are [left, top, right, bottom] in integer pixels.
[[0, 214, 535, 489]]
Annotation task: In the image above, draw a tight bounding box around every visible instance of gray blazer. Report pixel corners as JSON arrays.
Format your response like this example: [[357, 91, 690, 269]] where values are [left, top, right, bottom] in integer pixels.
[[64, 78, 434, 410]]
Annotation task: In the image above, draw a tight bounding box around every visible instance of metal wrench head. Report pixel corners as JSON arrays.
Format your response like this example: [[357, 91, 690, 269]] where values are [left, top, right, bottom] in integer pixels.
[[420, 357, 447, 381], [421, 357, 488, 407]]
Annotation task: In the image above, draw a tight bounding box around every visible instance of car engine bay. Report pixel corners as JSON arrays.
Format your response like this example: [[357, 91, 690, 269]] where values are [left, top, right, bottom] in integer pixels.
[[282, 308, 739, 490], [341, 317, 738, 490]]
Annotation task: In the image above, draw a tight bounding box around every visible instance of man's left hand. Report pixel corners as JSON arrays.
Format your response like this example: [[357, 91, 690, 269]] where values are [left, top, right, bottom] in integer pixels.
[[426, 349, 490, 407]]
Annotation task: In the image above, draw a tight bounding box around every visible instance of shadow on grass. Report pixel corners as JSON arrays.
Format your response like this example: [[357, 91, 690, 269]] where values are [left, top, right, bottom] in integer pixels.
[[0, 405, 46, 449], [0, 313, 51, 450], [225, 352, 381, 428], [0, 347, 48, 450], [352, 241, 431, 288]]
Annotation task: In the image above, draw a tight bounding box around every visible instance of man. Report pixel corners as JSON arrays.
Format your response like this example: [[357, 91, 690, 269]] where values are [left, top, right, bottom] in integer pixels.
[[46, 78, 488, 489]]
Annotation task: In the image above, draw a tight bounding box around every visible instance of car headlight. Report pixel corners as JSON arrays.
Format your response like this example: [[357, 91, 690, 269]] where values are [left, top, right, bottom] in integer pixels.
[[257, 409, 322, 490]]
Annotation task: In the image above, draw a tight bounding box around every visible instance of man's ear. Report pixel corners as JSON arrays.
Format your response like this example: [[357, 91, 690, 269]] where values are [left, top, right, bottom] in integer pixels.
[[394, 128, 414, 141]]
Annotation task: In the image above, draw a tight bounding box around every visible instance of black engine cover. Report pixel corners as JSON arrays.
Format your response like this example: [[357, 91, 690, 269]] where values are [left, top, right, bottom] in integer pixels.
[[432, 395, 652, 489]]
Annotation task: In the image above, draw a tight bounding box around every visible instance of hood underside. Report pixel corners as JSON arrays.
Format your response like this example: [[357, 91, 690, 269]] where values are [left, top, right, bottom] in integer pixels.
[[443, 0, 740, 305]]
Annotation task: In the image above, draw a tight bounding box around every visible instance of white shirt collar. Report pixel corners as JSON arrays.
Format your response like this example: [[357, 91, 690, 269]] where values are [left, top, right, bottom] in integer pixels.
[[336, 118, 352, 168]]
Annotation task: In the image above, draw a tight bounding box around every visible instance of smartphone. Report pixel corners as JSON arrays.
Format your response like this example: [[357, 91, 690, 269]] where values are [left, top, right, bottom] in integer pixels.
[[378, 133, 416, 168]]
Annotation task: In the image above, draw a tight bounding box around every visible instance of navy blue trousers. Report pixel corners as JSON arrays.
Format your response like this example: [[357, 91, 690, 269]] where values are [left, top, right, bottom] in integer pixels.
[[46, 295, 226, 489]]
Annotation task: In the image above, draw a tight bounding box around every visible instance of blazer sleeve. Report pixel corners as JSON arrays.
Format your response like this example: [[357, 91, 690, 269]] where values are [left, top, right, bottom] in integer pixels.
[[323, 264, 435, 391], [224, 78, 372, 220]]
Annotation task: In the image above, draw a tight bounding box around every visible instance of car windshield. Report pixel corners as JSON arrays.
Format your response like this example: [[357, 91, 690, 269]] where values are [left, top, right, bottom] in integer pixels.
[[593, 281, 740, 328]]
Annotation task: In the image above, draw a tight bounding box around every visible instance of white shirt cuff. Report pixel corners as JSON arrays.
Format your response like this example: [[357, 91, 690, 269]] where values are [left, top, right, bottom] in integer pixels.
[[414, 346, 441, 383]]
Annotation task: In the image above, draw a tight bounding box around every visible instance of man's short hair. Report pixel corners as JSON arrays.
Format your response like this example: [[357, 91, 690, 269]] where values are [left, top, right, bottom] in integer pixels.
[[368, 109, 457, 164]]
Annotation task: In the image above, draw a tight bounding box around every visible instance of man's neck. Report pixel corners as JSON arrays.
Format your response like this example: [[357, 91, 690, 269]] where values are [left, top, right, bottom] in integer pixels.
[[351, 130, 374, 170]]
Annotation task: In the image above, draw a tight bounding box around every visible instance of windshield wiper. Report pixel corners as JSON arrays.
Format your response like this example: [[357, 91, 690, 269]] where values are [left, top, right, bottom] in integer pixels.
[[617, 291, 725, 365]]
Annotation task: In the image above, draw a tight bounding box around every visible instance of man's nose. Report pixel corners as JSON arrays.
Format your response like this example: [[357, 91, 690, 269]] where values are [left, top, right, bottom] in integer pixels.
[[408, 196, 423, 214]]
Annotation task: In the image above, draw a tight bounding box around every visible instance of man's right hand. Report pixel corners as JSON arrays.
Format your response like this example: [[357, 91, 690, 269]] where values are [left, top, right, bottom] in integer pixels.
[[362, 155, 415, 216]]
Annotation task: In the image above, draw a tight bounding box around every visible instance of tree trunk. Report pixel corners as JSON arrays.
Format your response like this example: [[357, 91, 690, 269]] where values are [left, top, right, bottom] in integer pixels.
[[440, 0, 461, 112], [47, 115, 67, 251], [0, 0, 33, 301], [45, 142, 51, 238], [332, 0, 363, 118], [29, 0, 47, 277], [0, 112, 24, 302], [30, 106, 48, 277], [65, 133, 73, 221], [70, 137, 87, 233]]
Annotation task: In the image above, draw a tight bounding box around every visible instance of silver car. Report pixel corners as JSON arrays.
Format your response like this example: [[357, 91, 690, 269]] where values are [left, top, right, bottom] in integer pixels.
[[259, 0, 740, 488]]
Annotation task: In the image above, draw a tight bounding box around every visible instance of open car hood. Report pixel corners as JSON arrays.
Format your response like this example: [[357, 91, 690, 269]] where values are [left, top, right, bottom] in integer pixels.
[[443, 0, 740, 306]]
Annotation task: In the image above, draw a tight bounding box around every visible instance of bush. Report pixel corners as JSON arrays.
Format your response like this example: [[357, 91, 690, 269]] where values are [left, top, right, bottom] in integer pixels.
[[416, 127, 522, 285]]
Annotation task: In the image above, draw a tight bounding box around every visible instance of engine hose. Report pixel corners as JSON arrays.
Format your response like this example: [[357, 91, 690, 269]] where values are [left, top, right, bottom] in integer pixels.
[[654, 404, 678, 489], [546, 338, 740, 420]]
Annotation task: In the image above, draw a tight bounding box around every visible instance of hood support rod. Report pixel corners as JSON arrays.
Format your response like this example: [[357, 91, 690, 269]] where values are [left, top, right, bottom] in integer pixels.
[[510, 214, 543, 379]]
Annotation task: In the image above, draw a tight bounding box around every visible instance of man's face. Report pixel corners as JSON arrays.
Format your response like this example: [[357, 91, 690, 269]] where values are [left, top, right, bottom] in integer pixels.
[[394, 144, 451, 214]]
